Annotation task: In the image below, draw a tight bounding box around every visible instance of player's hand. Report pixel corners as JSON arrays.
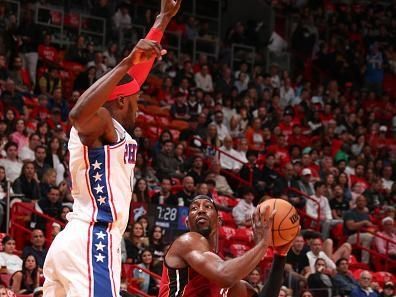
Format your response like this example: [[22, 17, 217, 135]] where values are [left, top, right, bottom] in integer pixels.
[[129, 39, 167, 65], [161, 0, 182, 18], [274, 226, 301, 256], [252, 205, 275, 244]]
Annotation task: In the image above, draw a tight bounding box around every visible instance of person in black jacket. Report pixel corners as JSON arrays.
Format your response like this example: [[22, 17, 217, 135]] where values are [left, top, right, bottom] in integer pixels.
[[37, 186, 62, 221], [12, 161, 41, 201], [307, 258, 334, 297]]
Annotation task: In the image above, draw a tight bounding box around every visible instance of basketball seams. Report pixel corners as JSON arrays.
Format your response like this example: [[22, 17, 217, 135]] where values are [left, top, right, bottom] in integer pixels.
[[277, 205, 294, 242]]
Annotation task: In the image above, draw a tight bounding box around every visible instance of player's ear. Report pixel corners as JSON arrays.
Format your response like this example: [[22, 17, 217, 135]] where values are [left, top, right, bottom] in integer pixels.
[[185, 218, 190, 229]]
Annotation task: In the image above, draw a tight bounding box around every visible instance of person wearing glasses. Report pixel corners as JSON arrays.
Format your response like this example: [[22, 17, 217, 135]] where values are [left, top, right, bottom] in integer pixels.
[[350, 271, 378, 297]]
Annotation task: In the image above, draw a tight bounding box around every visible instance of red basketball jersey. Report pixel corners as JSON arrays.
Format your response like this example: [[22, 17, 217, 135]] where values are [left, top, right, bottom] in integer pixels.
[[158, 262, 228, 297]]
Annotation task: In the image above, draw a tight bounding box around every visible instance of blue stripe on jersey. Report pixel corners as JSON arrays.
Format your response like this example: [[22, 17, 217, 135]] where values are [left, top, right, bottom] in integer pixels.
[[88, 148, 113, 223], [91, 223, 114, 297]]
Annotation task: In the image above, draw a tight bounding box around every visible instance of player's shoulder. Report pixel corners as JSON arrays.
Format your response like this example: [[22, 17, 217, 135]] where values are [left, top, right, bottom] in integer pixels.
[[174, 232, 210, 251]]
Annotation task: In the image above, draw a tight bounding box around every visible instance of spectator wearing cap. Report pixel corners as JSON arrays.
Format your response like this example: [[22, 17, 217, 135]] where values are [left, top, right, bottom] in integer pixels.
[[350, 271, 378, 297], [218, 135, 243, 171], [194, 64, 213, 93], [232, 186, 256, 228], [343, 195, 374, 264], [306, 181, 342, 238], [0, 142, 22, 182], [374, 217, 396, 259], [380, 282, 395, 297], [279, 108, 297, 140], [332, 257, 359, 296], [298, 168, 315, 197]]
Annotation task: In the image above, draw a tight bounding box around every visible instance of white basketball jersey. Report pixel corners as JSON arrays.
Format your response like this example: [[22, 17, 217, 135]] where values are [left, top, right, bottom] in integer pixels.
[[67, 119, 137, 234]]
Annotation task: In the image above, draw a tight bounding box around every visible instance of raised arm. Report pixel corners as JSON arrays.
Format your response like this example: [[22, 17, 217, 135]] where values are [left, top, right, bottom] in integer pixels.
[[68, 40, 164, 146], [128, 0, 181, 86]]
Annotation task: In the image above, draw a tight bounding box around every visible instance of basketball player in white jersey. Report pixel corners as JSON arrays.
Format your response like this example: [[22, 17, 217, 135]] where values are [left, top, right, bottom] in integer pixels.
[[43, 1, 181, 296]]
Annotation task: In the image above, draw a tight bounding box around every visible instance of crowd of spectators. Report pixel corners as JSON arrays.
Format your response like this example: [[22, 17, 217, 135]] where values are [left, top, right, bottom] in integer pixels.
[[0, 0, 394, 296]]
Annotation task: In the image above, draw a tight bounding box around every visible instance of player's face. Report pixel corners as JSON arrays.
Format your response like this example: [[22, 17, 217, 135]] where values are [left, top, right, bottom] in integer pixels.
[[188, 199, 217, 238], [123, 94, 139, 133]]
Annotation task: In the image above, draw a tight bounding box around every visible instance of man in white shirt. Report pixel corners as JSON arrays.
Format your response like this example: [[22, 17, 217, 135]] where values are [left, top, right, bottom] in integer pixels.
[[194, 64, 213, 92], [218, 135, 243, 171], [232, 187, 256, 227], [306, 238, 336, 274], [211, 111, 229, 141], [306, 181, 342, 238], [0, 142, 23, 182], [19, 133, 41, 161]]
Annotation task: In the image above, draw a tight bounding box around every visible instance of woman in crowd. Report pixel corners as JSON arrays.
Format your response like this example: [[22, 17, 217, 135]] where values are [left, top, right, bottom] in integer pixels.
[[247, 267, 264, 294], [133, 249, 159, 295], [12, 161, 40, 200], [36, 122, 51, 146], [45, 137, 65, 185], [9, 119, 28, 154], [132, 178, 151, 203], [149, 226, 166, 266], [0, 236, 22, 274], [124, 222, 149, 264], [10, 254, 40, 294]]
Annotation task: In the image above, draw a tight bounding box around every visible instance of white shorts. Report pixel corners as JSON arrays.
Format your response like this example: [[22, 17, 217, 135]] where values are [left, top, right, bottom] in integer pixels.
[[43, 219, 122, 297]]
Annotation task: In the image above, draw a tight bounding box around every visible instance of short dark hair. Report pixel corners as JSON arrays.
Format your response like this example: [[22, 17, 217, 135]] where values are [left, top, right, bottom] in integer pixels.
[[336, 257, 348, 267], [314, 181, 325, 190], [4, 141, 18, 151], [35, 145, 46, 152]]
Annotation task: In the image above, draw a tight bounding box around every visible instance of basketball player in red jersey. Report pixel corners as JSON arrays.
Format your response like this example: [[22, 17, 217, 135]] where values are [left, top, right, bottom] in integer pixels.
[[158, 195, 296, 297]]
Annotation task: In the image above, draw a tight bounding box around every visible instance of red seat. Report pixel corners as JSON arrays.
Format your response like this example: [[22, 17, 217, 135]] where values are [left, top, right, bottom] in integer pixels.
[[0, 273, 12, 287], [214, 196, 239, 208], [373, 271, 396, 288], [348, 254, 369, 271], [229, 243, 250, 257], [218, 211, 237, 228], [219, 226, 237, 253], [0, 233, 7, 252]]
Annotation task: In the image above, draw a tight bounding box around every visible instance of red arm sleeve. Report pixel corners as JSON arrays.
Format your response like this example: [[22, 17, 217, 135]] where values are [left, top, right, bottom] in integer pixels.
[[128, 28, 164, 86]]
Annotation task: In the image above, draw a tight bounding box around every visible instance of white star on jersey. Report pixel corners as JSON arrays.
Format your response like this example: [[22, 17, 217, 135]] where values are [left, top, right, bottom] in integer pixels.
[[92, 160, 102, 170], [95, 253, 105, 263], [95, 241, 106, 252], [94, 184, 104, 194], [97, 196, 106, 205], [93, 172, 103, 182], [96, 231, 106, 240]]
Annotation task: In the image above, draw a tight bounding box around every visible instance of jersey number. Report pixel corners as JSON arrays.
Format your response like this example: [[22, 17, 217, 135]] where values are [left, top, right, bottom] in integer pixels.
[[124, 143, 137, 164]]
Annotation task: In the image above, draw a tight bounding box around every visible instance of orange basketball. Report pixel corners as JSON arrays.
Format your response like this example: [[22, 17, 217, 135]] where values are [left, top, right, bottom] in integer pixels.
[[259, 198, 300, 247]]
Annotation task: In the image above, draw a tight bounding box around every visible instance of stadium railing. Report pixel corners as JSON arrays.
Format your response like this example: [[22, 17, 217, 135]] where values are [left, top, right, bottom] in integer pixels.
[[122, 264, 161, 297], [10, 202, 66, 250], [355, 230, 396, 272]]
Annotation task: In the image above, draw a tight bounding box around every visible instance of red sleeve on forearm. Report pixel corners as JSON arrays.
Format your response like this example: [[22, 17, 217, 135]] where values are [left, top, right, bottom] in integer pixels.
[[128, 28, 164, 86]]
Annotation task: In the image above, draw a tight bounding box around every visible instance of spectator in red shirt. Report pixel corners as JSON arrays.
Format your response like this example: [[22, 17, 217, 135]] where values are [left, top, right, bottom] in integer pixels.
[[37, 33, 59, 63]]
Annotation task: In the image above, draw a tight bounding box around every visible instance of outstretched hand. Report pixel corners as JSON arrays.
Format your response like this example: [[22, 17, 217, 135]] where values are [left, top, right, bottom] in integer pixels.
[[161, 0, 182, 17], [129, 39, 167, 65]]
